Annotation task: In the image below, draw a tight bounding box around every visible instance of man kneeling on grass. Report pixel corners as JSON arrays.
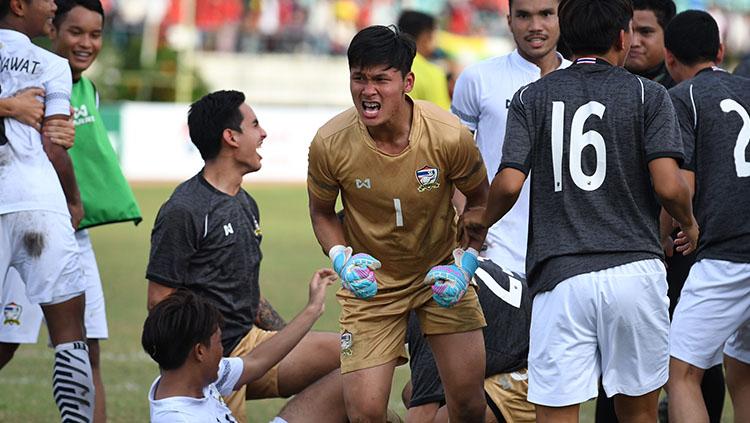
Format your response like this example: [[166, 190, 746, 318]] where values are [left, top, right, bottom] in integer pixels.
[[142, 269, 335, 423]]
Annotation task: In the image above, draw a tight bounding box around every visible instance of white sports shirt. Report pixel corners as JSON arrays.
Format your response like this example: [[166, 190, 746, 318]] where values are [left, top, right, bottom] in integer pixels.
[[149, 357, 243, 423], [452, 49, 570, 276], [0, 29, 71, 215]]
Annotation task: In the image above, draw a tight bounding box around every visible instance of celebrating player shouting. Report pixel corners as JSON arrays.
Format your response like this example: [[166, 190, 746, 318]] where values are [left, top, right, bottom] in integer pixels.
[[147, 90, 345, 423], [307, 25, 490, 422], [476, 0, 698, 421]]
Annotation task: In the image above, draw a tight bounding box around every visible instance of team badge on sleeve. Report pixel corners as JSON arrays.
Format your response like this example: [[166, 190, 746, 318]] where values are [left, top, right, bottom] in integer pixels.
[[416, 166, 440, 192], [3, 302, 22, 326]]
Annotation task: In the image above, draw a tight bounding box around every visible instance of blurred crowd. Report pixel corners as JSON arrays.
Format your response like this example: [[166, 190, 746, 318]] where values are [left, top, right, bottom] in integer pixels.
[[98, 0, 750, 57]]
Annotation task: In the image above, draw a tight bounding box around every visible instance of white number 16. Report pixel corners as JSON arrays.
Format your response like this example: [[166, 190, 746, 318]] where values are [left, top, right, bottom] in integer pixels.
[[551, 101, 607, 192]]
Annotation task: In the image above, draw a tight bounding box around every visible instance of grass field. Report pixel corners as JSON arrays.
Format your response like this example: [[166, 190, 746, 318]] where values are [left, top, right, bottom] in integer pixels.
[[0, 184, 734, 422]]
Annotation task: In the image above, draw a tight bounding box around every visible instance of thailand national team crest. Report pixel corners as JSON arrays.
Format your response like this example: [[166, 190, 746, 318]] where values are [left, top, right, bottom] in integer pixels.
[[416, 166, 440, 192], [3, 302, 22, 326], [340, 330, 353, 357]]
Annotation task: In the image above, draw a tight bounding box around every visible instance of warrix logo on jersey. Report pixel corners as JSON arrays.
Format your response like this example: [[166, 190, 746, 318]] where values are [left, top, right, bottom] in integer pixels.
[[355, 178, 371, 189], [73, 104, 96, 126], [416, 166, 440, 192]]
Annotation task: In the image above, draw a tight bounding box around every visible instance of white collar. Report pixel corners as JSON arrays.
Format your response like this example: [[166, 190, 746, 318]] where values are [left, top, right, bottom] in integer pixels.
[[0, 29, 31, 43], [509, 49, 567, 74]]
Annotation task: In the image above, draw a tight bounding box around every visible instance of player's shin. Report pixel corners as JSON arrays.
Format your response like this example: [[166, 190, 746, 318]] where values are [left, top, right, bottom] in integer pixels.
[[53, 341, 95, 422]]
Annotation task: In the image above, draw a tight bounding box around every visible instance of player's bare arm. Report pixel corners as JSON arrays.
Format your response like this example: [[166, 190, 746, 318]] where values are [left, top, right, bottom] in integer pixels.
[[43, 115, 75, 149], [235, 269, 335, 389], [478, 167, 527, 236], [659, 208, 675, 258], [672, 170, 696, 254], [0, 87, 44, 130], [0, 87, 75, 147], [147, 281, 176, 310], [308, 190, 346, 252], [308, 189, 381, 298], [457, 176, 489, 250], [658, 169, 695, 258], [254, 297, 287, 330], [42, 114, 84, 229], [648, 157, 699, 254]]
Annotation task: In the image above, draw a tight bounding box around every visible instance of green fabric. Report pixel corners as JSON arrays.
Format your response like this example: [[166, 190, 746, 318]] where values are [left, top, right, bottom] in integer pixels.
[[410, 53, 451, 110], [68, 76, 141, 229]]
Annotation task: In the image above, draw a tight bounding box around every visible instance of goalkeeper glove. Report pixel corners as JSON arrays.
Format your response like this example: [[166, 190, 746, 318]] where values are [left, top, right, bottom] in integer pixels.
[[423, 248, 479, 308], [329, 245, 381, 299]]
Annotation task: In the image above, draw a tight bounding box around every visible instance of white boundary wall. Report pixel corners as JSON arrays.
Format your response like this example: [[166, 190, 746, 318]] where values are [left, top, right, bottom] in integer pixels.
[[117, 102, 344, 182]]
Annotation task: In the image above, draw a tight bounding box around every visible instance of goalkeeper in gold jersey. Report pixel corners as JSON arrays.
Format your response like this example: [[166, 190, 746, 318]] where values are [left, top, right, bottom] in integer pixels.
[[307, 25, 490, 423]]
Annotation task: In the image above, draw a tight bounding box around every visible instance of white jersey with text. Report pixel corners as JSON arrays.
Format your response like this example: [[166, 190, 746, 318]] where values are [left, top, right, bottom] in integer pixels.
[[451, 50, 570, 275], [149, 357, 243, 423], [0, 29, 71, 215]]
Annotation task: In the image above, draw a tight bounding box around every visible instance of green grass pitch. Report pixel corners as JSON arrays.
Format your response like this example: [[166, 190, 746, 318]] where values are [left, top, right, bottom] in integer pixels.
[[0, 184, 733, 422]]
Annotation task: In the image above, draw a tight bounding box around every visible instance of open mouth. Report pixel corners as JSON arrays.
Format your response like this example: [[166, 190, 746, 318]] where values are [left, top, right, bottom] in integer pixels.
[[362, 101, 381, 118], [72, 50, 93, 60], [526, 36, 547, 48]]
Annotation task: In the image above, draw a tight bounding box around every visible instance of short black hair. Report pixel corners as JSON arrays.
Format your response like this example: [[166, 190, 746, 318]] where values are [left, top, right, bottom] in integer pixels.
[[0, 1, 9, 20], [509, 0, 562, 13], [664, 10, 720, 66], [188, 90, 245, 161], [0, 0, 25, 20], [397, 10, 436, 40], [141, 290, 224, 371], [632, 0, 675, 29], [53, 0, 104, 28], [347, 25, 416, 77], [559, 0, 633, 56]]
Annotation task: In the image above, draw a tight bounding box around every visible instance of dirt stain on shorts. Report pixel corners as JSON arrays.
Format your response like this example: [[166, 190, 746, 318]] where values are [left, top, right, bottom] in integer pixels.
[[23, 232, 45, 258]]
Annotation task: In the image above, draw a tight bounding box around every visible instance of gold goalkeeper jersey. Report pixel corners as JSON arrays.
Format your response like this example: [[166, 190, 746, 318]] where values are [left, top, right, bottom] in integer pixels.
[[308, 99, 486, 290]]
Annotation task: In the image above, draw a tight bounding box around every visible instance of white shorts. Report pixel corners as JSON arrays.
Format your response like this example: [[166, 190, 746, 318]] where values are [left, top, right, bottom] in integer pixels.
[[528, 259, 670, 407], [1, 229, 108, 342], [0, 211, 84, 305], [670, 259, 750, 368]]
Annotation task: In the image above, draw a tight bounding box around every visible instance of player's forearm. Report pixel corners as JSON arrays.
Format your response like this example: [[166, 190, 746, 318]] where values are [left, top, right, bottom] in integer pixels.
[[43, 133, 81, 208], [650, 161, 696, 229], [659, 188, 696, 230], [659, 207, 674, 243], [237, 305, 320, 387], [459, 178, 489, 250], [483, 169, 523, 228], [309, 207, 346, 253]]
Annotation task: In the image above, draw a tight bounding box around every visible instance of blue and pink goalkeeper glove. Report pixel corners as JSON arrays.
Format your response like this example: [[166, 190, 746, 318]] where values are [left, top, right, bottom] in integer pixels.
[[329, 245, 381, 299], [423, 248, 479, 308]]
